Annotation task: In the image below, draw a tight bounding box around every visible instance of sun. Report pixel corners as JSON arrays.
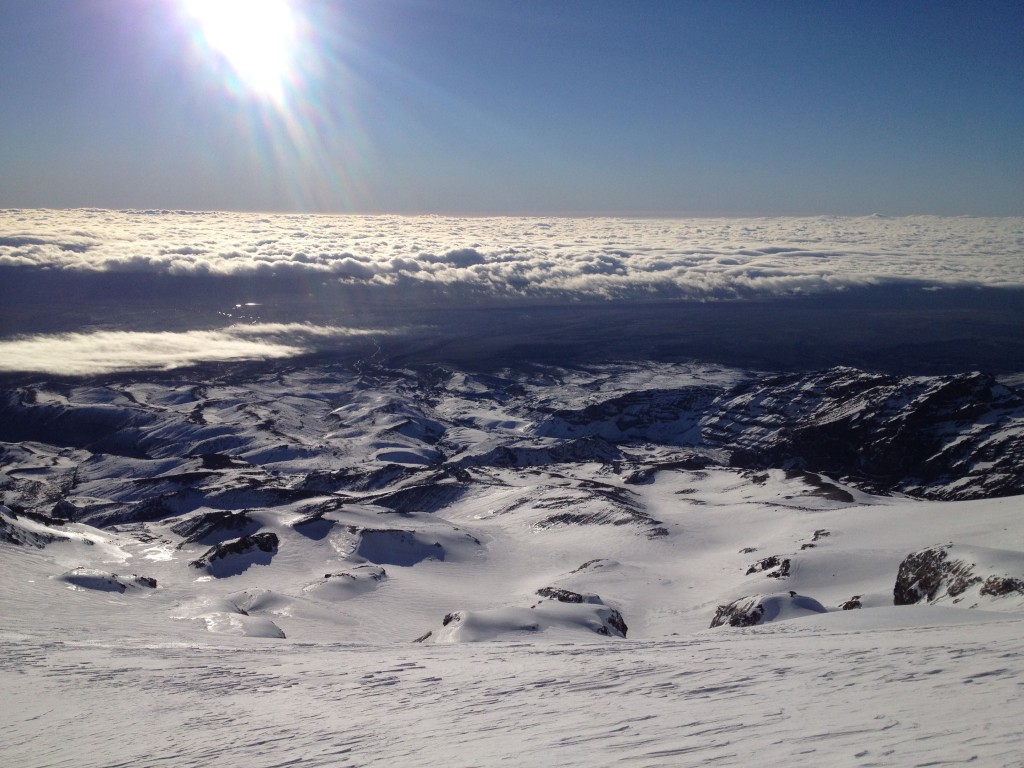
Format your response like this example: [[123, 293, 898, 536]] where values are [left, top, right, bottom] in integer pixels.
[[181, 0, 302, 102]]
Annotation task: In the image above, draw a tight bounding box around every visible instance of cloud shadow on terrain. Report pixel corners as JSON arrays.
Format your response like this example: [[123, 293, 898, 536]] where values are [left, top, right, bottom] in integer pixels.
[[1, 265, 1023, 377]]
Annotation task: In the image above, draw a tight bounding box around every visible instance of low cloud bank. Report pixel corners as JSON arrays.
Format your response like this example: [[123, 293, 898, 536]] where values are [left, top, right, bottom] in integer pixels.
[[2, 209, 1022, 303], [0, 323, 380, 376]]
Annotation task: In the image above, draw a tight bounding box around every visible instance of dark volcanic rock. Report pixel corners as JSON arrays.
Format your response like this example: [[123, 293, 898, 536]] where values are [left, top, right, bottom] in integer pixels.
[[189, 532, 279, 573], [703, 367, 1024, 500], [534, 587, 628, 637], [894, 546, 959, 605], [710, 593, 827, 628], [601, 609, 628, 638], [536, 586, 597, 604], [0, 505, 69, 548], [711, 598, 765, 628], [365, 481, 468, 514], [171, 510, 258, 546], [197, 453, 249, 470], [746, 556, 791, 578], [894, 544, 1024, 606]]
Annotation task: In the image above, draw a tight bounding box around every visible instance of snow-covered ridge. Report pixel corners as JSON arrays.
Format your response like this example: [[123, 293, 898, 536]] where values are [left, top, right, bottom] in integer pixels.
[[3, 363, 1020, 515]]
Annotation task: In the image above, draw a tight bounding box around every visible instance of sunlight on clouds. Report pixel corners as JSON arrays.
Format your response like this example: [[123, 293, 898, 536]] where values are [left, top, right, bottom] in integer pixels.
[[0, 324, 381, 376], [3, 210, 1022, 301]]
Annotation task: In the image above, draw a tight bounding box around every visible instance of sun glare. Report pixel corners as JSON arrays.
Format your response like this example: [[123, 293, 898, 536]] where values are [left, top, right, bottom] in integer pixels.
[[182, 0, 301, 101]]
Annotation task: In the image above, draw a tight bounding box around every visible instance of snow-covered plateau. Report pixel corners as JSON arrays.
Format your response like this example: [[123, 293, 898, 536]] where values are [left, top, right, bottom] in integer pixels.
[[2, 360, 1024, 767]]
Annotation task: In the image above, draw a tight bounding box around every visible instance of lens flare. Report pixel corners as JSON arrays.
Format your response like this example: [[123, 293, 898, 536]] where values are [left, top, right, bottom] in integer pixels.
[[182, 0, 300, 102]]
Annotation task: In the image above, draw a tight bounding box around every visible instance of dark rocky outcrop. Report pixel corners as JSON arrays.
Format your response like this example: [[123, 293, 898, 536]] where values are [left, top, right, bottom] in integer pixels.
[[171, 510, 258, 546], [710, 592, 827, 628], [746, 556, 791, 578], [703, 367, 1024, 500], [711, 598, 765, 628], [189, 532, 279, 572], [536, 587, 594, 604], [894, 544, 1024, 606], [534, 587, 628, 637], [596, 608, 628, 638]]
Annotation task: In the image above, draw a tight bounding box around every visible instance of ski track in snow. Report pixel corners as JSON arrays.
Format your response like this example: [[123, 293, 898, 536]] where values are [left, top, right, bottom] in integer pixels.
[[4, 620, 1024, 767]]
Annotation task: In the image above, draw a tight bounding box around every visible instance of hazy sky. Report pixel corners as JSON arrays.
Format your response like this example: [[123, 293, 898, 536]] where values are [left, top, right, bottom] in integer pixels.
[[1, 0, 1021, 215]]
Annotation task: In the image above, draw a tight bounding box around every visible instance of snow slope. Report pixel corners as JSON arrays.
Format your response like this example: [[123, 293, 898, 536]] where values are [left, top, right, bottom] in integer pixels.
[[2, 361, 1024, 766]]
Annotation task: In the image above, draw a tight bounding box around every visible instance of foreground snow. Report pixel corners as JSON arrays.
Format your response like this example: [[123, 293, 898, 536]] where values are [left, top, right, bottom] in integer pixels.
[[3, 473, 1024, 766], [3, 606, 1021, 767]]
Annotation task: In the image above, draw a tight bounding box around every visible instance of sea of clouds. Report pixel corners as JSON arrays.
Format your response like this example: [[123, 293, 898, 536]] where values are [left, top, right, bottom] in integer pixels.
[[3, 208, 1022, 300], [2, 209, 1022, 375]]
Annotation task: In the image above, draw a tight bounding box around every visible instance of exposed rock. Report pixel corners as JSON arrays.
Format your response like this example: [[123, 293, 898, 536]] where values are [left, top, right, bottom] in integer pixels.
[[0, 505, 69, 548], [571, 558, 611, 573], [894, 544, 1024, 607], [711, 598, 765, 628], [196, 453, 249, 470], [50, 499, 80, 520], [188, 532, 279, 573], [535, 387, 717, 444], [703, 367, 1024, 500], [801, 529, 832, 549], [453, 436, 623, 469], [171, 510, 258, 546], [840, 596, 862, 610], [597, 608, 628, 638], [322, 565, 388, 582], [711, 592, 827, 628], [536, 587, 601, 604], [981, 576, 1024, 597], [532, 588, 627, 637], [364, 480, 468, 514], [746, 556, 791, 578]]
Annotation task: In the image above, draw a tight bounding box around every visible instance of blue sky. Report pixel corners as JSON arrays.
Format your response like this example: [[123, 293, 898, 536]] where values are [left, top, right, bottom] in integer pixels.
[[1, 0, 1021, 215]]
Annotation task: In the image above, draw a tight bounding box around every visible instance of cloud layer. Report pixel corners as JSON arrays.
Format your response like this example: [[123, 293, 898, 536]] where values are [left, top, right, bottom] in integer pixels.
[[3, 209, 1023, 302], [0, 324, 378, 376]]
